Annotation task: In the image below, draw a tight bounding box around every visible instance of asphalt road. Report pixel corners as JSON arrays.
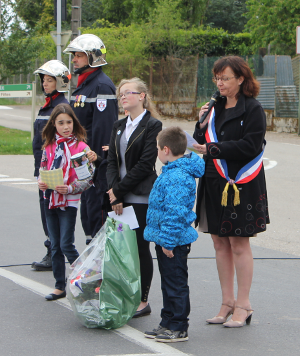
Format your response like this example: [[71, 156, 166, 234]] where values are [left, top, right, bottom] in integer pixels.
[[1, 105, 300, 356]]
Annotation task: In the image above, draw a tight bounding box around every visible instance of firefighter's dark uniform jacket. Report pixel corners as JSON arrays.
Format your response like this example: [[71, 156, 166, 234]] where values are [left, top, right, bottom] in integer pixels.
[[71, 68, 118, 156], [32, 93, 68, 176], [70, 67, 118, 193]]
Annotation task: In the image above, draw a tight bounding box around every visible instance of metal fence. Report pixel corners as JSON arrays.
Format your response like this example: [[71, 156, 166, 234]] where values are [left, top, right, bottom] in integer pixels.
[[2, 54, 300, 118], [150, 56, 198, 103]]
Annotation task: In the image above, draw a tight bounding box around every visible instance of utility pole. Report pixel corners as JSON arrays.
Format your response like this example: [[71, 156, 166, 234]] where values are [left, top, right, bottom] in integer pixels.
[[71, 0, 82, 40], [70, 0, 82, 95], [57, 0, 62, 61]]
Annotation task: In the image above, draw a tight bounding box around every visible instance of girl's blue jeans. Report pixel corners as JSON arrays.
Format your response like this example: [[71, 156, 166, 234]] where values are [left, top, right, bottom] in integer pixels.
[[44, 200, 79, 290]]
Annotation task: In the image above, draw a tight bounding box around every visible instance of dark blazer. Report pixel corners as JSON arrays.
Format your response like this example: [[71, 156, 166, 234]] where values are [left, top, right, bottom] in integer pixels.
[[193, 94, 270, 236], [106, 110, 162, 205]]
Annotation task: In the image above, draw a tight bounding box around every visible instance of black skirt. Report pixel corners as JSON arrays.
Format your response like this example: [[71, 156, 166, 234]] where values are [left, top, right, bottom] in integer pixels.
[[204, 176, 223, 235]]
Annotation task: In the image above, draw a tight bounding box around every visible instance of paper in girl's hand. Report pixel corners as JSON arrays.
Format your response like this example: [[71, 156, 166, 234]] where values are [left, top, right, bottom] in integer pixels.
[[71, 151, 92, 180], [39, 168, 64, 190], [108, 206, 139, 230], [184, 131, 198, 151]]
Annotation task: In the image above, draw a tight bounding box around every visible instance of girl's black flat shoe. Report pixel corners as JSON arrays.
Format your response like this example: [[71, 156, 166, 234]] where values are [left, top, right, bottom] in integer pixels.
[[45, 291, 66, 301], [133, 303, 151, 318]]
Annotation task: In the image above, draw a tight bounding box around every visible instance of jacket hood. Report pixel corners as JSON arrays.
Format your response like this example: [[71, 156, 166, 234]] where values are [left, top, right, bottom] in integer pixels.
[[162, 151, 204, 178]]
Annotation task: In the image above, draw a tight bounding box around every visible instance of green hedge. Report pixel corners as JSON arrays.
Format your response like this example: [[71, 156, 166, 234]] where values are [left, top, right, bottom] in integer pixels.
[[146, 28, 252, 57], [82, 24, 253, 59]]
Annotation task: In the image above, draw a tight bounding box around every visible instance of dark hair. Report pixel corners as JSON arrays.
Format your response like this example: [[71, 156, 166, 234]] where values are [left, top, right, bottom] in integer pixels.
[[42, 103, 87, 148], [213, 56, 260, 98], [157, 126, 187, 156]]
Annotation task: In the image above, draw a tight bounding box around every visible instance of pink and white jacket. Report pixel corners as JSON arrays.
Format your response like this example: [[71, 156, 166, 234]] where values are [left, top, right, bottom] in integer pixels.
[[40, 141, 94, 209]]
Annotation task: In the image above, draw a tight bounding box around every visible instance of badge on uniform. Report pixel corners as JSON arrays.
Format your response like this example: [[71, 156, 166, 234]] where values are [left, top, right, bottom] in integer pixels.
[[74, 95, 79, 107], [81, 95, 86, 107], [97, 98, 107, 112]]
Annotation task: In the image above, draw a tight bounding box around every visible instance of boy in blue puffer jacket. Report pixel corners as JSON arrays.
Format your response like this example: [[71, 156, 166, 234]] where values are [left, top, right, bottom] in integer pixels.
[[144, 126, 205, 343]]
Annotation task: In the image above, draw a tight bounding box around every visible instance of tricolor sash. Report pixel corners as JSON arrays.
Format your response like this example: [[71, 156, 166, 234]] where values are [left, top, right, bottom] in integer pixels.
[[205, 107, 265, 206]]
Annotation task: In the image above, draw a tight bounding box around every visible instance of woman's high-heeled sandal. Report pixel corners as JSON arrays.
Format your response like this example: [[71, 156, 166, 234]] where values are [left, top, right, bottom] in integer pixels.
[[223, 306, 254, 328], [206, 303, 235, 324]]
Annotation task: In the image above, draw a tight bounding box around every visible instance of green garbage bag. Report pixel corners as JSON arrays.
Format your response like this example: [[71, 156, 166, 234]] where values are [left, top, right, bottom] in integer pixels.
[[67, 217, 141, 329]]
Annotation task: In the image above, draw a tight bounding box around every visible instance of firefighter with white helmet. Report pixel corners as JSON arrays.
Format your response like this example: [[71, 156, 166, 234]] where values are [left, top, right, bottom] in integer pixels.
[[64, 34, 118, 244], [31, 60, 70, 271]]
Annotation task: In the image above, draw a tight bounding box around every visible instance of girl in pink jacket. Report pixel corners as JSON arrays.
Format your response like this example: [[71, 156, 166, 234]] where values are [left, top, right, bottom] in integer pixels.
[[38, 103, 94, 301]]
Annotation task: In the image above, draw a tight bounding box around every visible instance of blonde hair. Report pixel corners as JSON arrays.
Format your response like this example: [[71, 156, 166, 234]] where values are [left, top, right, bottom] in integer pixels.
[[117, 77, 160, 119]]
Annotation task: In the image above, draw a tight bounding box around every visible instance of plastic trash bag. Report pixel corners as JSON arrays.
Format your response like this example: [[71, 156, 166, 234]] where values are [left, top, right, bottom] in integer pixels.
[[67, 217, 141, 329]]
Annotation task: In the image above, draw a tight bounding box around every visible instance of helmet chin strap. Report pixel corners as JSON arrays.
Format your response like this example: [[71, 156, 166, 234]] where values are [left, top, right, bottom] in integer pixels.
[[74, 65, 90, 75], [45, 89, 58, 97]]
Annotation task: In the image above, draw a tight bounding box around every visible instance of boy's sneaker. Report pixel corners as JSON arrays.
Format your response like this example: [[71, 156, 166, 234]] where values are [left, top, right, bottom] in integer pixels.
[[144, 325, 167, 339], [155, 329, 188, 343]]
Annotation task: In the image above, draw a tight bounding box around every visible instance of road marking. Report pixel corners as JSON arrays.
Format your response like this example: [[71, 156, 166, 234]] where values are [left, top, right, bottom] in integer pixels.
[[11, 182, 37, 185], [0, 113, 31, 118], [95, 355, 170, 356], [0, 106, 13, 109], [0, 268, 191, 356], [0, 178, 32, 182], [263, 158, 277, 170], [2, 114, 31, 119], [264, 160, 277, 170], [0, 174, 35, 184], [95, 354, 184, 356]]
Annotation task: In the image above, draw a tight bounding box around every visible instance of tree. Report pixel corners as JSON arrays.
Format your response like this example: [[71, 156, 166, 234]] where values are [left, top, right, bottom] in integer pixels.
[[99, 0, 132, 25], [0, 27, 42, 81], [145, 0, 187, 57], [14, 0, 44, 30], [93, 0, 210, 27], [245, 0, 300, 55], [128, 0, 155, 24], [0, 0, 15, 38], [179, 0, 209, 26], [204, 0, 248, 33], [82, 20, 149, 83], [81, 0, 104, 27]]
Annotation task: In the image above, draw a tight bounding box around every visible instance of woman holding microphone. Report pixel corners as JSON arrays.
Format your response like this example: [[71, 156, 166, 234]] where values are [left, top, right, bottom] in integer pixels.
[[193, 56, 269, 327]]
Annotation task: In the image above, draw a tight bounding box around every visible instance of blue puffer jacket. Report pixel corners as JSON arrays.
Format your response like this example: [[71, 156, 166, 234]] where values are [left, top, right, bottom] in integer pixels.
[[144, 152, 205, 250]]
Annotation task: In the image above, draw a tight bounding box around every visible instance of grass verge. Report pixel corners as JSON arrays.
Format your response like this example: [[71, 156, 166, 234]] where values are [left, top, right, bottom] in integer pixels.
[[0, 126, 32, 155], [0, 98, 32, 105]]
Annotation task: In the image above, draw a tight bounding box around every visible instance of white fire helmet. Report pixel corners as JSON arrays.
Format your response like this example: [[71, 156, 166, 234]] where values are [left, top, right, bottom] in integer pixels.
[[63, 34, 107, 67], [34, 60, 71, 92]]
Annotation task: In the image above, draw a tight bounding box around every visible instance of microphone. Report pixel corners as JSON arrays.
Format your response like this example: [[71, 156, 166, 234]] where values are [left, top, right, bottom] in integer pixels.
[[199, 90, 220, 123]]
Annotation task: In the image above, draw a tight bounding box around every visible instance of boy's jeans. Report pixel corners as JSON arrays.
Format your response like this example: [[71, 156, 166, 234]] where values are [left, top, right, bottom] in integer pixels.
[[44, 201, 79, 290], [155, 244, 191, 332]]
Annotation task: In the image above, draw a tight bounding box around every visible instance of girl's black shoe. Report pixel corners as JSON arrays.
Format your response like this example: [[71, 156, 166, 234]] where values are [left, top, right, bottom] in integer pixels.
[[45, 291, 66, 301]]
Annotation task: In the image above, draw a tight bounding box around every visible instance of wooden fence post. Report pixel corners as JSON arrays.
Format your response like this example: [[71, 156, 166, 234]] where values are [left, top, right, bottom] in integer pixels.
[[130, 59, 132, 78], [171, 56, 174, 102], [149, 57, 153, 96], [194, 53, 199, 107], [204, 54, 207, 100], [160, 58, 163, 99]]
